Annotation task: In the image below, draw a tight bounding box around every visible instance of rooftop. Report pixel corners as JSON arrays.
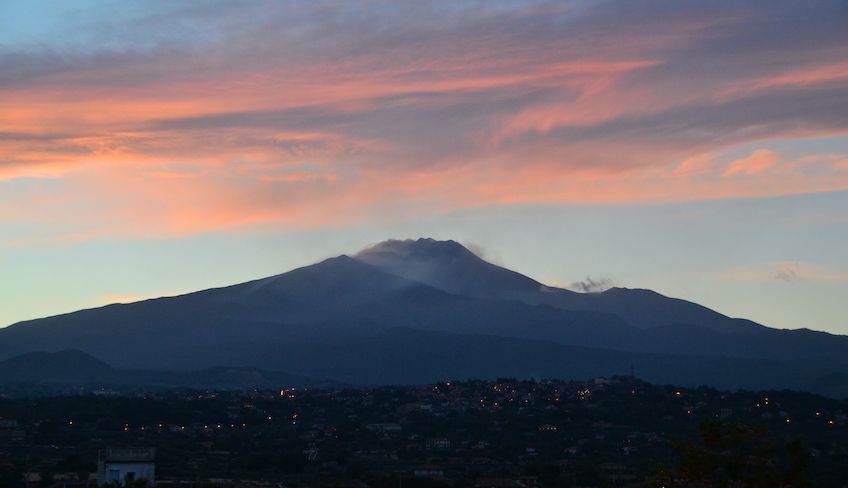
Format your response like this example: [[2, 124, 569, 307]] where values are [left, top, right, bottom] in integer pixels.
[[99, 448, 156, 462]]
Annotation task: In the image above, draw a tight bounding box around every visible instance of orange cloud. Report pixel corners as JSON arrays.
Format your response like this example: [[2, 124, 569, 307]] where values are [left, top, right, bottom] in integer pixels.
[[4, 140, 848, 246], [0, 161, 73, 180], [674, 153, 715, 176], [2, 1, 848, 246], [743, 60, 848, 93], [723, 149, 779, 177], [259, 172, 338, 183]]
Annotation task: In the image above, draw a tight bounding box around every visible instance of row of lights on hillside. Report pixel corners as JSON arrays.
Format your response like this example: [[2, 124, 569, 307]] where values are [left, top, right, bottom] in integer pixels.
[[107, 417, 305, 432]]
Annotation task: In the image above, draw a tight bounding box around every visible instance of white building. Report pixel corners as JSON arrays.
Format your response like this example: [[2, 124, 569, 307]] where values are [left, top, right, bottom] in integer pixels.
[[97, 448, 155, 486]]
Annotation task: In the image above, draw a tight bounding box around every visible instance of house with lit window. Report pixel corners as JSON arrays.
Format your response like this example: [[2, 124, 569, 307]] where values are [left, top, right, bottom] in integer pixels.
[[97, 448, 155, 486]]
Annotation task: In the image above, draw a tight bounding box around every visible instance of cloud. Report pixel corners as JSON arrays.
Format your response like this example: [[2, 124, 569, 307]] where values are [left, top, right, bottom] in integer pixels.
[[1, 0, 848, 243], [568, 276, 614, 293], [735, 60, 848, 95], [774, 267, 802, 283], [724, 149, 779, 177], [674, 153, 715, 176], [461, 241, 506, 266]]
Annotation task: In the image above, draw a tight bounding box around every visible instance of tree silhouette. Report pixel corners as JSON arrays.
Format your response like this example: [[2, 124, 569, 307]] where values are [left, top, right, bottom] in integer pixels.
[[102, 479, 150, 488], [656, 419, 810, 487]]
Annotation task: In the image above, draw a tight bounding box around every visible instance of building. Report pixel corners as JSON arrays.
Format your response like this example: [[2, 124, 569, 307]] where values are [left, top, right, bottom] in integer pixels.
[[97, 448, 156, 486], [426, 437, 451, 450], [413, 465, 444, 478]]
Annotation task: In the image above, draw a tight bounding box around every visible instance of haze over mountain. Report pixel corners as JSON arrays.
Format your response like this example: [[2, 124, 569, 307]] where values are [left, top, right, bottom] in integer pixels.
[[2, 238, 846, 395]]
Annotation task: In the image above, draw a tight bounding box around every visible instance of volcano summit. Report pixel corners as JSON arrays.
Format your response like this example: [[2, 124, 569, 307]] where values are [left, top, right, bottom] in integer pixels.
[[2, 238, 846, 396]]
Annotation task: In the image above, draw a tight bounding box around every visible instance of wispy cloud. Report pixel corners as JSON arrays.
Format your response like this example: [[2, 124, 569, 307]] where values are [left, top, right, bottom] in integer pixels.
[[774, 267, 802, 283], [723, 149, 778, 177], [1, 0, 847, 243]]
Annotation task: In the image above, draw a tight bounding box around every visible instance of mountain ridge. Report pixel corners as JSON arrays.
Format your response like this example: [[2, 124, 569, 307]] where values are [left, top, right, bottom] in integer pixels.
[[0, 349, 336, 388], [355, 238, 760, 334], [1, 238, 846, 394]]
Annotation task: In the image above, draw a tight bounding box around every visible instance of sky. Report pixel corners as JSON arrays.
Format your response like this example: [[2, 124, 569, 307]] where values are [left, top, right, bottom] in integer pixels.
[[1, 0, 847, 333]]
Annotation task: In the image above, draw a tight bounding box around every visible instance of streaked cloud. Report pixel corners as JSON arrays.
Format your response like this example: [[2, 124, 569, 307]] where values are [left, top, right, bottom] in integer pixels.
[[1, 0, 847, 244]]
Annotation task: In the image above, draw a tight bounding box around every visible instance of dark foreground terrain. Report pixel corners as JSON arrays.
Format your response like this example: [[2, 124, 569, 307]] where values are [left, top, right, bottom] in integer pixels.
[[1, 377, 847, 487]]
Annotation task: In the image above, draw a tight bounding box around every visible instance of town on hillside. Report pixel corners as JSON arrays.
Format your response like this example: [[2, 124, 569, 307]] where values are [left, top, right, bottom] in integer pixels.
[[1, 376, 847, 487]]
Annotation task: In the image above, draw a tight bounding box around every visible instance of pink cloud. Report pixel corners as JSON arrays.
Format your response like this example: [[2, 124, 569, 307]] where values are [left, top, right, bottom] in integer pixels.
[[739, 60, 848, 94], [674, 153, 716, 176], [4, 132, 848, 245], [723, 149, 779, 177], [2, 1, 848, 244]]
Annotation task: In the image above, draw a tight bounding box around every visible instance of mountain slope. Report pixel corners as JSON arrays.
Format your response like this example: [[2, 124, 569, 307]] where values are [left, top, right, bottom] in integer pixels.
[[0, 350, 336, 388], [0, 349, 114, 383], [125, 327, 848, 397], [355, 238, 543, 298], [356, 239, 848, 362], [2, 335, 846, 397], [1, 237, 846, 392], [0, 254, 638, 368], [355, 238, 758, 334]]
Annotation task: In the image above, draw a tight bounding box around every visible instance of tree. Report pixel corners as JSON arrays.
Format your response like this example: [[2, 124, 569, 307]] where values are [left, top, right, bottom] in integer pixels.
[[0, 465, 23, 488], [656, 419, 810, 488]]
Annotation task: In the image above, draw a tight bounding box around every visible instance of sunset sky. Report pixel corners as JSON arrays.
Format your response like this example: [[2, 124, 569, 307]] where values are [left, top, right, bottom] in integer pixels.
[[1, 0, 847, 333]]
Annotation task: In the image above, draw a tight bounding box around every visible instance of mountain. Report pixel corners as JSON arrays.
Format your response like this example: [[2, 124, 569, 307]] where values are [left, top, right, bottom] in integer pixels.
[[118, 366, 335, 389], [356, 238, 757, 333], [246, 327, 846, 397], [0, 349, 114, 383], [0, 255, 642, 367], [2, 335, 843, 398], [356, 238, 543, 299], [356, 238, 848, 360], [0, 349, 335, 389], [1, 238, 846, 394]]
